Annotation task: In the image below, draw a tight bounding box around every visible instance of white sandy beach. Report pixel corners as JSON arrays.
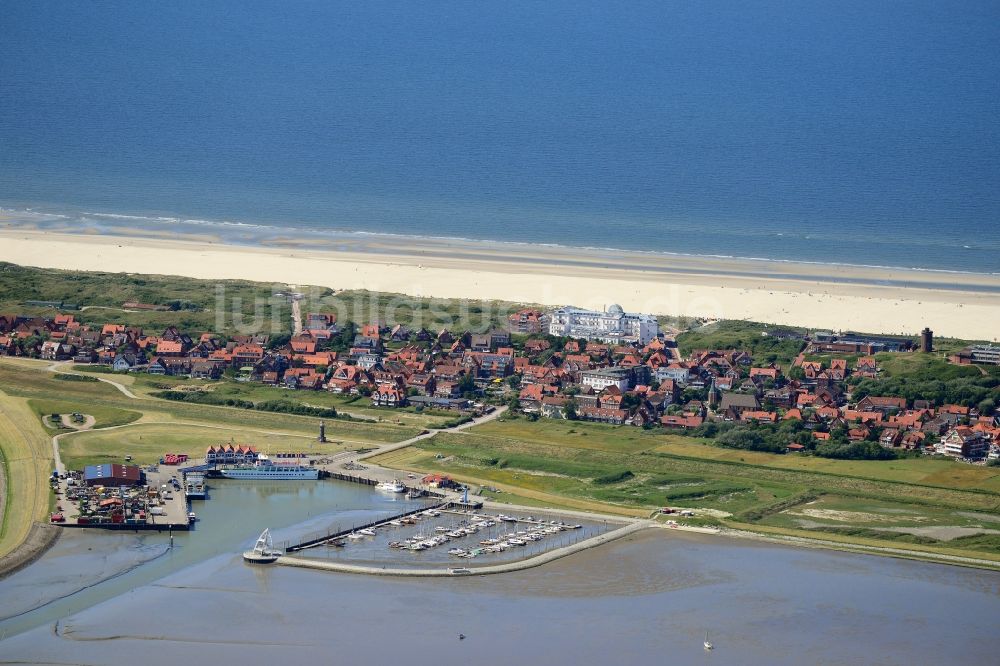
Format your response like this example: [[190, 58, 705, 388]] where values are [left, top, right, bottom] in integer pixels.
[[0, 229, 998, 340]]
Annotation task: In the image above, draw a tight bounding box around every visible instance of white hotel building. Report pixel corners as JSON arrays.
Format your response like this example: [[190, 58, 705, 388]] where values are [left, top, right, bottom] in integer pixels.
[[548, 304, 659, 345]]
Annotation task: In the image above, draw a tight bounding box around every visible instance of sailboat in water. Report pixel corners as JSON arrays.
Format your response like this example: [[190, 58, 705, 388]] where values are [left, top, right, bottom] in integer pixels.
[[703, 630, 713, 650]]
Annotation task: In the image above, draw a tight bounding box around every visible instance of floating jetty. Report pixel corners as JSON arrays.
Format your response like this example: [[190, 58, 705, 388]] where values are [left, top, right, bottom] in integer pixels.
[[286, 501, 449, 552]]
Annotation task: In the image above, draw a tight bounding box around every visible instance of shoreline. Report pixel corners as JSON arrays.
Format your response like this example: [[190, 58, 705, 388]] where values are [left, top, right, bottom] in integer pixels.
[[0, 522, 61, 581], [0, 228, 998, 339], [4, 206, 998, 280]]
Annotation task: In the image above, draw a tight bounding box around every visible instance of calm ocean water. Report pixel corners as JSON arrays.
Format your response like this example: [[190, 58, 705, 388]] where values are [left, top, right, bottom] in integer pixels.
[[1, 1, 998, 273]]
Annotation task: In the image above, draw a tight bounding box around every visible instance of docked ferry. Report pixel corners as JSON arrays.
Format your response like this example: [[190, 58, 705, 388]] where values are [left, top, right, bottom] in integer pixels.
[[219, 455, 319, 480], [185, 473, 207, 499]]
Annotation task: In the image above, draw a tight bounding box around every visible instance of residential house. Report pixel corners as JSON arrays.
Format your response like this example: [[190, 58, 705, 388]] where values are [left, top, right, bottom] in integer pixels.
[[856, 396, 907, 414], [937, 427, 988, 458], [578, 406, 627, 425], [371, 384, 407, 408], [580, 367, 631, 392]]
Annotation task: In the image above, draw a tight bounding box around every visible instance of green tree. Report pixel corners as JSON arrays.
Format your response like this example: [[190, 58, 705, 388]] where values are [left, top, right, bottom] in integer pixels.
[[458, 373, 477, 396]]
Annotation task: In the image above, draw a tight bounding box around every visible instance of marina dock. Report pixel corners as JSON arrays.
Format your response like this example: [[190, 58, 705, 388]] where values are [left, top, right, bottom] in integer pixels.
[[285, 501, 450, 552], [277, 520, 651, 577]]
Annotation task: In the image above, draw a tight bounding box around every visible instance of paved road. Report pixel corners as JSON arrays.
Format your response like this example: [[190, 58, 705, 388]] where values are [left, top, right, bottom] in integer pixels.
[[59, 414, 96, 431], [291, 296, 303, 337], [47, 361, 138, 399], [313, 406, 508, 499], [356, 406, 507, 461]]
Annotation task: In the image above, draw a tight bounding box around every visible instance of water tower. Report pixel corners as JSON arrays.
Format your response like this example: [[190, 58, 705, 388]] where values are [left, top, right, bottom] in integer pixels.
[[921, 328, 933, 353]]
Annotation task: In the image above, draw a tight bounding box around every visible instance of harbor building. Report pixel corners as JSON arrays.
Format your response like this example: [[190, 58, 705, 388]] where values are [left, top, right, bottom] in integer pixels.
[[205, 444, 260, 465], [83, 464, 144, 488], [548, 304, 659, 345]]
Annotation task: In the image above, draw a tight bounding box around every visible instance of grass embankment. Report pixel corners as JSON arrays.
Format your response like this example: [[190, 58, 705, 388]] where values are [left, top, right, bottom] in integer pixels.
[[28, 399, 142, 430], [0, 359, 424, 469], [58, 422, 351, 470], [0, 391, 54, 558], [370, 416, 1000, 558], [126, 375, 453, 428]]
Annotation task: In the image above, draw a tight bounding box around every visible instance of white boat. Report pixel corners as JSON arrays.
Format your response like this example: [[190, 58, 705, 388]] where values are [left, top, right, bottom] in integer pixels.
[[242, 528, 282, 563], [704, 631, 713, 650], [221, 455, 319, 480], [187, 511, 197, 523], [347, 532, 365, 540], [358, 528, 377, 537], [376, 479, 406, 493]]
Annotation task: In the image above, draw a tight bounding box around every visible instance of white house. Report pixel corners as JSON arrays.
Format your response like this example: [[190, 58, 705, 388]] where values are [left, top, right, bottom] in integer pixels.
[[580, 367, 631, 392], [655, 364, 691, 386], [548, 304, 658, 344], [937, 427, 988, 458]]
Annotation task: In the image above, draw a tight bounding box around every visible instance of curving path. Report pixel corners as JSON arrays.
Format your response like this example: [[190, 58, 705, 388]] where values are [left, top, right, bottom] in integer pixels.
[[47, 361, 138, 399]]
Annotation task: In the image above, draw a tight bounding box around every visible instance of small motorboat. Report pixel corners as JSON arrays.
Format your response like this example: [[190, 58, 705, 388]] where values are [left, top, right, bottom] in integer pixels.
[[376, 479, 406, 493]]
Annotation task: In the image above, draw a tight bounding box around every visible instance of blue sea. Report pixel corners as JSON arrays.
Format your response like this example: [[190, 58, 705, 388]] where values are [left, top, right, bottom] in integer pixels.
[[1, 1, 998, 273]]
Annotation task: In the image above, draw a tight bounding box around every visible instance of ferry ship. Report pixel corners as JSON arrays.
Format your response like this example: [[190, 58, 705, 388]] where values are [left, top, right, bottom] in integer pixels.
[[185, 473, 207, 499], [219, 455, 319, 480]]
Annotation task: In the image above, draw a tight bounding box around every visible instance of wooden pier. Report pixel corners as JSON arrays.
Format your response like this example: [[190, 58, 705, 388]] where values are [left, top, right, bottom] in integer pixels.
[[285, 501, 450, 552], [59, 521, 190, 532]]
